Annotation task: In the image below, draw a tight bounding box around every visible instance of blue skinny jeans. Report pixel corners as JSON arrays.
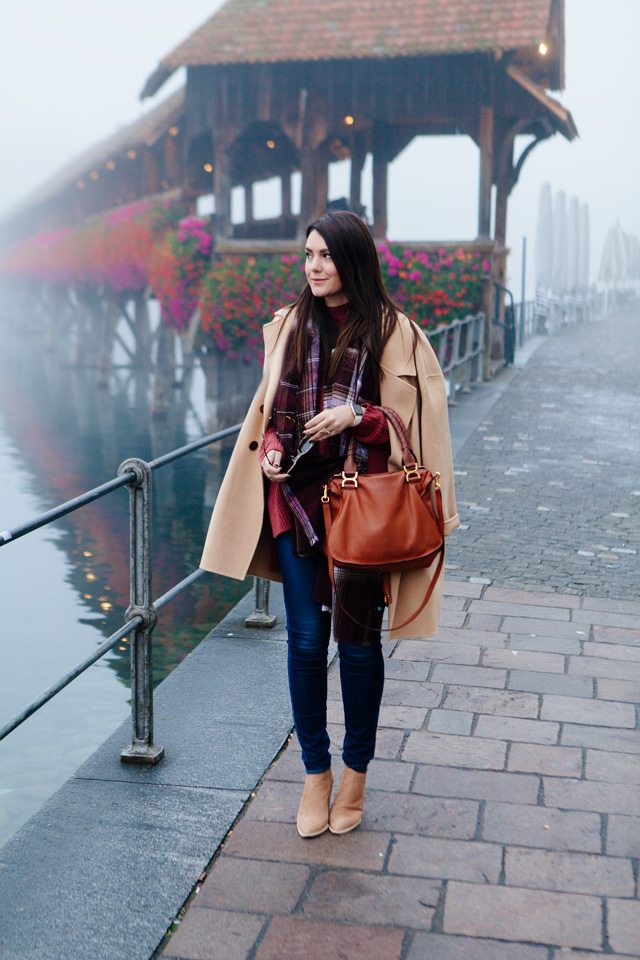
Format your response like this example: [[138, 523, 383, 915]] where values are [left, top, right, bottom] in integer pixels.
[[275, 531, 385, 774]]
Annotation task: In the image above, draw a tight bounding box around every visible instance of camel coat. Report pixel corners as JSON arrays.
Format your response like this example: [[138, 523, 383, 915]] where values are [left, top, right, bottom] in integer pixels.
[[200, 309, 460, 639]]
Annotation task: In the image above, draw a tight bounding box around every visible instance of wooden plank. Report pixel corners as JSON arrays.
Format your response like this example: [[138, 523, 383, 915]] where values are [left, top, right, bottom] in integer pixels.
[[477, 104, 494, 238]]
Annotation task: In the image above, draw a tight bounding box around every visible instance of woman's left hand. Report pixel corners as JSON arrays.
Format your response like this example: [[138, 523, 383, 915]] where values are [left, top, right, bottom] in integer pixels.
[[303, 405, 357, 442]]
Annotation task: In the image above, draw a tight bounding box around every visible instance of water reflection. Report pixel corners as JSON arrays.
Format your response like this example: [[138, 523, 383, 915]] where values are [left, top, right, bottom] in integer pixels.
[[0, 312, 262, 844]]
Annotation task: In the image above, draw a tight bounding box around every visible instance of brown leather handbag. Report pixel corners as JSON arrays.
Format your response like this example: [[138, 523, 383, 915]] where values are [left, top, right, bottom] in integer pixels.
[[321, 407, 445, 631]]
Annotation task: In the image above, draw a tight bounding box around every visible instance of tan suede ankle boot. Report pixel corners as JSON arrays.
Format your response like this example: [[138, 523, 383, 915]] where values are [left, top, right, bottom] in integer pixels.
[[328, 765, 367, 834], [296, 768, 333, 838]]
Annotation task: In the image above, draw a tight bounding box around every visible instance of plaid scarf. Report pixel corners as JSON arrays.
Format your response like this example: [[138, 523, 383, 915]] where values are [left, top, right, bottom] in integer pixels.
[[272, 319, 369, 552]]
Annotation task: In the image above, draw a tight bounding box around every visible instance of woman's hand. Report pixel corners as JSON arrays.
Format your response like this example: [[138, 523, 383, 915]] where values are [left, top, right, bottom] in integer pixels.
[[260, 450, 290, 483], [303, 404, 356, 442]]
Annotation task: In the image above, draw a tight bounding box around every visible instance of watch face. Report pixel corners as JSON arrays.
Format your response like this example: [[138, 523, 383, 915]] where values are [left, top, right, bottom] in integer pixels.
[[353, 403, 364, 416]]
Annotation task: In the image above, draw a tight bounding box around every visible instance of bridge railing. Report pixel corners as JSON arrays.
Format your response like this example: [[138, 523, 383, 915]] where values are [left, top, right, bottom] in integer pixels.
[[0, 424, 261, 764], [426, 312, 485, 402]]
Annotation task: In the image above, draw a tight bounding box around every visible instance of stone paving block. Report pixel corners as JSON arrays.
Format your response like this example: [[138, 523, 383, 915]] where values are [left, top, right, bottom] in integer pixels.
[[582, 596, 640, 616], [361, 790, 478, 838], [366, 758, 415, 792], [482, 801, 602, 853], [301, 870, 440, 929], [430, 664, 507, 688], [381, 678, 444, 708], [586, 750, 640, 785], [483, 648, 566, 673], [541, 694, 636, 728], [439, 610, 467, 628], [403, 731, 507, 769], [377, 704, 429, 729], [470, 599, 571, 620], [485, 587, 580, 609], [162, 908, 265, 960], [561, 724, 640, 755], [441, 595, 467, 611], [569, 655, 640, 681], [464, 613, 503, 632], [607, 815, 640, 857], [559, 954, 630, 960], [382, 658, 432, 681], [572, 608, 640, 630], [504, 846, 635, 897], [509, 633, 582, 655], [195, 859, 310, 913], [584, 640, 640, 663], [408, 932, 549, 960], [508, 670, 593, 698], [607, 899, 640, 956], [435, 627, 508, 648], [388, 835, 502, 883], [394, 639, 480, 664], [597, 678, 640, 703], [443, 881, 602, 949], [593, 624, 640, 644], [244, 780, 300, 823], [544, 776, 640, 815], [223, 820, 391, 870], [428, 709, 473, 735], [501, 617, 584, 639], [254, 916, 404, 960], [508, 742, 582, 778], [475, 715, 559, 745], [443, 685, 540, 718], [443, 581, 483, 598], [412, 764, 539, 804]]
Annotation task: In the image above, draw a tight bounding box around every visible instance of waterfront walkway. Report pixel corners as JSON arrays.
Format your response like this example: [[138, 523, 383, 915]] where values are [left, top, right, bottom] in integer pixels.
[[158, 311, 640, 960]]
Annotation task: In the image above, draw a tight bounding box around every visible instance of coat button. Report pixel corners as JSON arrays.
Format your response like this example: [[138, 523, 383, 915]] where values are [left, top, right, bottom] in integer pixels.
[[249, 441, 259, 451], [259, 404, 264, 413]]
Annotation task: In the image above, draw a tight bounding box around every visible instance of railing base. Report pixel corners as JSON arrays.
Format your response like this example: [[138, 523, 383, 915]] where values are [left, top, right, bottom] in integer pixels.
[[244, 611, 278, 628], [120, 743, 165, 765], [245, 577, 277, 628]]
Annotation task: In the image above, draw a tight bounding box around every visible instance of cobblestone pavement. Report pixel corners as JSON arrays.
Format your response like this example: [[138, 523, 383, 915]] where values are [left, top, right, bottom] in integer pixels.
[[446, 310, 640, 598], [157, 312, 640, 960]]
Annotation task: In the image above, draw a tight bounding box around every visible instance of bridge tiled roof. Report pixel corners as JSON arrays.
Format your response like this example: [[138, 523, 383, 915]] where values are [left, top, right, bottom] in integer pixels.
[[142, 0, 553, 95]]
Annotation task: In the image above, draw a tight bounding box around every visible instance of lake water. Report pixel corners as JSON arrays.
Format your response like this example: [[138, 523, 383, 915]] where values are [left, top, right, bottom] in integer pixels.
[[0, 302, 261, 846]]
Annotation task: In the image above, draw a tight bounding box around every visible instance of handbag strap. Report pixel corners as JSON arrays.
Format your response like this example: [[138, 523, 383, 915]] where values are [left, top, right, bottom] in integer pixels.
[[322, 482, 445, 634], [344, 406, 417, 472]]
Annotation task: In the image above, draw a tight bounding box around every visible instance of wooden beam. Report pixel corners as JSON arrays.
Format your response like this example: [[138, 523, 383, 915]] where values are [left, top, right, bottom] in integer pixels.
[[281, 173, 291, 218], [372, 151, 388, 239], [244, 182, 254, 222], [477, 104, 494, 239], [213, 144, 232, 240]]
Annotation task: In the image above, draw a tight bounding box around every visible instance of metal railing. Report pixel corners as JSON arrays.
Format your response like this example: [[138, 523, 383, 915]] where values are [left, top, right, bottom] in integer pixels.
[[426, 312, 485, 402], [0, 424, 252, 764]]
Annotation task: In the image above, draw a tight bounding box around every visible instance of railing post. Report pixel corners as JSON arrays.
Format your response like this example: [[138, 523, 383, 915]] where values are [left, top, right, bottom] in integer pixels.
[[245, 577, 277, 628], [118, 458, 164, 764]]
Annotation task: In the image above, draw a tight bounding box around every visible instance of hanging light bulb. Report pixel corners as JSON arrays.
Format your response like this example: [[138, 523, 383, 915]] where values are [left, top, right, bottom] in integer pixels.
[[539, 42, 548, 55], [344, 115, 355, 126]]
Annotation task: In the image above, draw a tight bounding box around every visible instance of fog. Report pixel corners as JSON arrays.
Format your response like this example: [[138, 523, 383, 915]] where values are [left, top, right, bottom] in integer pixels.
[[2, 0, 638, 297]]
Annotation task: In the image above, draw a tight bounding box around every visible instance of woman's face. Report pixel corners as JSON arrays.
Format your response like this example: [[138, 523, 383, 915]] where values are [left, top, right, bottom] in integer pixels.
[[304, 229, 346, 304]]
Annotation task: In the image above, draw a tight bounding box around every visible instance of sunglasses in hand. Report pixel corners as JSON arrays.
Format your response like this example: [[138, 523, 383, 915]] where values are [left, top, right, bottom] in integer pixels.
[[280, 436, 314, 474]]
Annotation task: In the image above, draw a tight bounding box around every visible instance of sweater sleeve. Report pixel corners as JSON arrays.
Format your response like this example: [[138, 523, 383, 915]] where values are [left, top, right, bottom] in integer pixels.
[[259, 424, 284, 465], [351, 404, 390, 446]]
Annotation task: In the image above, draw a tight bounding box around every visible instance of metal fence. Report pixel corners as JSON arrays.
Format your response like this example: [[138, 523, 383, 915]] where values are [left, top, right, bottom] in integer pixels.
[[0, 424, 245, 763], [427, 312, 485, 403]]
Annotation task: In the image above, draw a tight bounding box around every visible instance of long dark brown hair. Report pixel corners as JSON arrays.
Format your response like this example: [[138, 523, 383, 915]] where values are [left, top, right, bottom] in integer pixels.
[[287, 211, 409, 381]]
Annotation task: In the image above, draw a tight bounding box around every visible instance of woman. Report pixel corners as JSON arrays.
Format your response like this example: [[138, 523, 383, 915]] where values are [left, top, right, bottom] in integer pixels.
[[201, 211, 459, 838]]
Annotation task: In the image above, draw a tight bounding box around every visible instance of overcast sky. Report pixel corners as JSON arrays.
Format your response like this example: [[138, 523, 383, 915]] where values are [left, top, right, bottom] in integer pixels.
[[2, 0, 638, 297]]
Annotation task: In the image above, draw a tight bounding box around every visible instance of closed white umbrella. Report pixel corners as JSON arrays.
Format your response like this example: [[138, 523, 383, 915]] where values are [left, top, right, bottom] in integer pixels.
[[552, 190, 567, 295], [535, 183, 553, 291], [578, 203, 590, 290], [566, 196, 580, 293]]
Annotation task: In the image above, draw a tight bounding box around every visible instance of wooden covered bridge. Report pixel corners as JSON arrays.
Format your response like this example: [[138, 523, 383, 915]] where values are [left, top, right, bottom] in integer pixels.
[[2, 0, 577, 368]]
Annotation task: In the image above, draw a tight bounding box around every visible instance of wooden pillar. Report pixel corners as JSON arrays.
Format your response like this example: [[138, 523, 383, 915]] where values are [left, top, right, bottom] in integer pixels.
[[315, 153, 328, 215], [298, 150, 316, 240], [349, 136, 366, 210], [477, 104, 494, 239], [165, 136, 180, 187], [491, 141, 512, 361], [143, 149, 159, 196], [372, 151, 388, 239], [244, 182, 254, 222], [282, 172, 291, 218], [213, 141, 232, 240]]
